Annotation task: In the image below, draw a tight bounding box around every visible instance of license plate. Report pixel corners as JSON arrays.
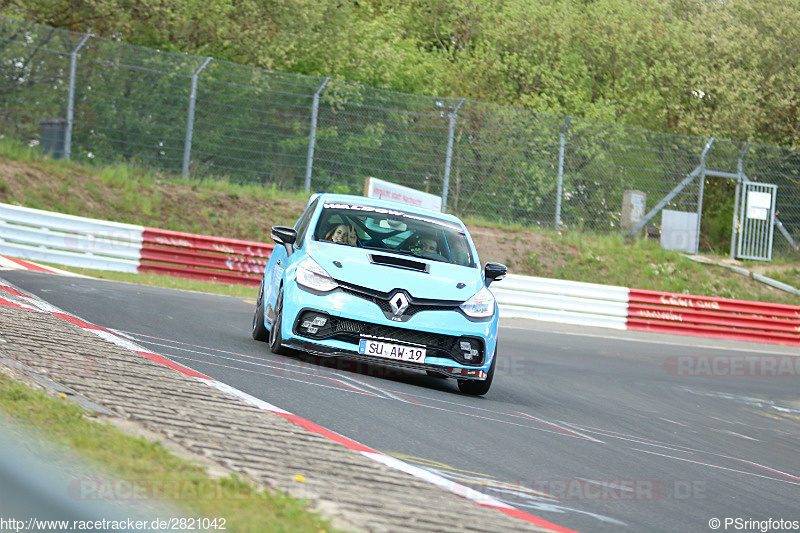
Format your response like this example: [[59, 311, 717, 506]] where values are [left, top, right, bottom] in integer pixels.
[[358, 338, 425, 363]]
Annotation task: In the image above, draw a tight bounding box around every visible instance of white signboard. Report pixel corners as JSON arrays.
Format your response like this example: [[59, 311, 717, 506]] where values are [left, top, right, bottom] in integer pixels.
[[746, 191, 771, 221], [364, 177, 443, 212]]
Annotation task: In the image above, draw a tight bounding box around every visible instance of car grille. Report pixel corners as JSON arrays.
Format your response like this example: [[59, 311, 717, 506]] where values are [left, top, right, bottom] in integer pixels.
[[293, 312, 485, 366], [338, 283, 461, 318]]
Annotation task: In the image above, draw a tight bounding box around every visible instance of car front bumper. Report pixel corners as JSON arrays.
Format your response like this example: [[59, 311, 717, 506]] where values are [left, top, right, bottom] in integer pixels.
[[278, 281, 497, 380]]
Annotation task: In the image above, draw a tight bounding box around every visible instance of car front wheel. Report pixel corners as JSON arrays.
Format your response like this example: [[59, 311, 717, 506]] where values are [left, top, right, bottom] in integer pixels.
[[252, 281, 269, 341], [269, 287, 289, 355], [457, 349, 496, 396]]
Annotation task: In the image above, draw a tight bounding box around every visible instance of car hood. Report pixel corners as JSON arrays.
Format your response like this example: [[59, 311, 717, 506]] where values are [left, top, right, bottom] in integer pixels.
[[307, 243, 483, 301]]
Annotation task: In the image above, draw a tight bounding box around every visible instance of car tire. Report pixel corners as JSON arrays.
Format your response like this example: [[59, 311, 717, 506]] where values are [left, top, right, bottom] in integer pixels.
[[457, 349, 496, 396], [269, 287, 290, 355], [252, 281, 269, 341]]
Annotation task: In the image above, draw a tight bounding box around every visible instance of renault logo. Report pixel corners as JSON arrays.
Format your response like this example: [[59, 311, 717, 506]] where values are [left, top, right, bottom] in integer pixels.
[[389, 292, 410, 316]]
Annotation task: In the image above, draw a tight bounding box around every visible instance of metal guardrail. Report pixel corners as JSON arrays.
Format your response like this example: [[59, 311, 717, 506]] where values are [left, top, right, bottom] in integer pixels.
[[139, 228, 272, 286], [0, 203, 142, 272], [0, 203, 271, 285], [495, 275, 629, 330], [627, 289, 800, 346]]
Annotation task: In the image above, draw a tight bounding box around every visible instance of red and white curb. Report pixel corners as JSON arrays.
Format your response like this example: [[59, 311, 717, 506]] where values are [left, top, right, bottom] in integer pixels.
[[0, 281, 577, 533], [0, 255, 85, 276]]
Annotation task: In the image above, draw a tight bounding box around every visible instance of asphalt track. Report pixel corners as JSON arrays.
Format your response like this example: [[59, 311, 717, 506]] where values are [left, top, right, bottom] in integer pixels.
[[4, 269, 799, 533]]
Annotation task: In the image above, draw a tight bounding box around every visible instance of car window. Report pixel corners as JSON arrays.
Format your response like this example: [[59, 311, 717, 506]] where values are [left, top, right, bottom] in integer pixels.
[[313, 202, 475, 267], [293, 197, 319, 248]]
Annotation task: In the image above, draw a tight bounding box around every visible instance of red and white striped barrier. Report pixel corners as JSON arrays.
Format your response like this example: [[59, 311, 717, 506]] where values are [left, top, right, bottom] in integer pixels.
[[627, 289, 800, 346], [0, 203, 272, 286], [497, 276, 800, 346], [2, 202, 798, 346], [140, 228, 272, 286]]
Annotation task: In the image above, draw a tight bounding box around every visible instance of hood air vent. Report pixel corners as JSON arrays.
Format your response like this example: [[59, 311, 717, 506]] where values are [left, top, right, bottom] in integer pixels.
[[369, 254, 429, 273]]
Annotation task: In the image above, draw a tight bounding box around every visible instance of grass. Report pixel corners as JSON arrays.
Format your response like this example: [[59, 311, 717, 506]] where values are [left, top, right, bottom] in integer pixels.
[[521, 228, 799, 304], [763, 266, 800, 288], [0, 373, 338, 532]]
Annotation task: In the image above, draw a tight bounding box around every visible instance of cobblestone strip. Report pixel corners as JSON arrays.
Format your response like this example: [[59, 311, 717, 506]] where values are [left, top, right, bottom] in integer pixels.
[[0, 280, 563, 533]]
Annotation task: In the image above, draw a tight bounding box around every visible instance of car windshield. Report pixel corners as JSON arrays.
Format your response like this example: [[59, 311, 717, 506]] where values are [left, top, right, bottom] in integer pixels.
[[312, 202, 475, 267]]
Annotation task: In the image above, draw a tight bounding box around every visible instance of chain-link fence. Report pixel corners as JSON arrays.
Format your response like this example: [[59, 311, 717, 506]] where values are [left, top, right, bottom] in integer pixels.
[[2, 16, 798, 256]]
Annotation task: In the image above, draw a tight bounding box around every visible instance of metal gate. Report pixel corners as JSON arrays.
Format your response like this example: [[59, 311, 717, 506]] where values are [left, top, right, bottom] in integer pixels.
[[735, 182, 778, 261]]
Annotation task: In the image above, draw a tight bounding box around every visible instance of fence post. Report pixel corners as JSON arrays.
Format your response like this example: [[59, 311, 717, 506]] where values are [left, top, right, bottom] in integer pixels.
[[304, 77, 330, 192], [182, 57, 213, 178], [555, 117, 571, 230], [730, 142, 751, 258], [64, 33, 91, 161], [441, 98, 465, 213], [692, 137, 715, 254]]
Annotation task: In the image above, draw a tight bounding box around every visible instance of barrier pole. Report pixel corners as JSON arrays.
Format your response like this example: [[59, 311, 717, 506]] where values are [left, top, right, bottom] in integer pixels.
[[182, 57, 213, 177], [304, 77, 330, 192], [64, 34, 91, 161], [555, 117, 571, 230], [441, 98, 465, 213]]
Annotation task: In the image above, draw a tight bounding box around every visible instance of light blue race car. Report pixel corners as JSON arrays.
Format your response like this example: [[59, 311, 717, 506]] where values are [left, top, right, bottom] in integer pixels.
[[252, 193, 507, 395]]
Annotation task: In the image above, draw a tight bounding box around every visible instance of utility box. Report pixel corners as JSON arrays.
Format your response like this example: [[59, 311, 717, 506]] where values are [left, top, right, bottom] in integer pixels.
[[40, 119, 67, 159], [661, 210, 699, 253], [621, 190, 646, 233]]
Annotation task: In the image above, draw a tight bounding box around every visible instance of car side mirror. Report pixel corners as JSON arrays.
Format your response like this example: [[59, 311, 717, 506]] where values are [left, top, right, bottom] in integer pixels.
[[271, 226, 297, 256], [484, 262, 507, 286]]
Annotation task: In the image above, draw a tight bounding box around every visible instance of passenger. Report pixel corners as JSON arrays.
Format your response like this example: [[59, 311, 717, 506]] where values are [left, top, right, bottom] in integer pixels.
[[325, 224, 357, 246]]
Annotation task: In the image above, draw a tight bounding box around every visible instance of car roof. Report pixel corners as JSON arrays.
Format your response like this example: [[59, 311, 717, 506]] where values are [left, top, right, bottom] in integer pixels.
[[310, 193, 464, 225]]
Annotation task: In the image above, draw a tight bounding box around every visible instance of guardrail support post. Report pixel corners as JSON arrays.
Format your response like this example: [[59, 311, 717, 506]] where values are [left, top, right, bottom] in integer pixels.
[[555, 117, 571, 230], [304, 77, 330, 192], [182, 57, 213, 178], [442, 98, 465, 213], [64, 33, 91, 161]]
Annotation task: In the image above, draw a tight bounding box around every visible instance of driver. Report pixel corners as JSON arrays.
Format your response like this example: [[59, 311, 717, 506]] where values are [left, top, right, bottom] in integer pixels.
[[419, 237, 438, 254]]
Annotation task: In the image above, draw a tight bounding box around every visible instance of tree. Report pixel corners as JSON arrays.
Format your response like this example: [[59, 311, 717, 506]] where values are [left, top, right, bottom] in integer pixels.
[[680, 0, 800, 147]]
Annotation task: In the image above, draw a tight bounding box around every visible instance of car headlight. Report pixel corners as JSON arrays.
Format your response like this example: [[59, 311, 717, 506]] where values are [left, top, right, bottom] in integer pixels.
[[460, 286, 495, 318], [296, 257, 338, 292]]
